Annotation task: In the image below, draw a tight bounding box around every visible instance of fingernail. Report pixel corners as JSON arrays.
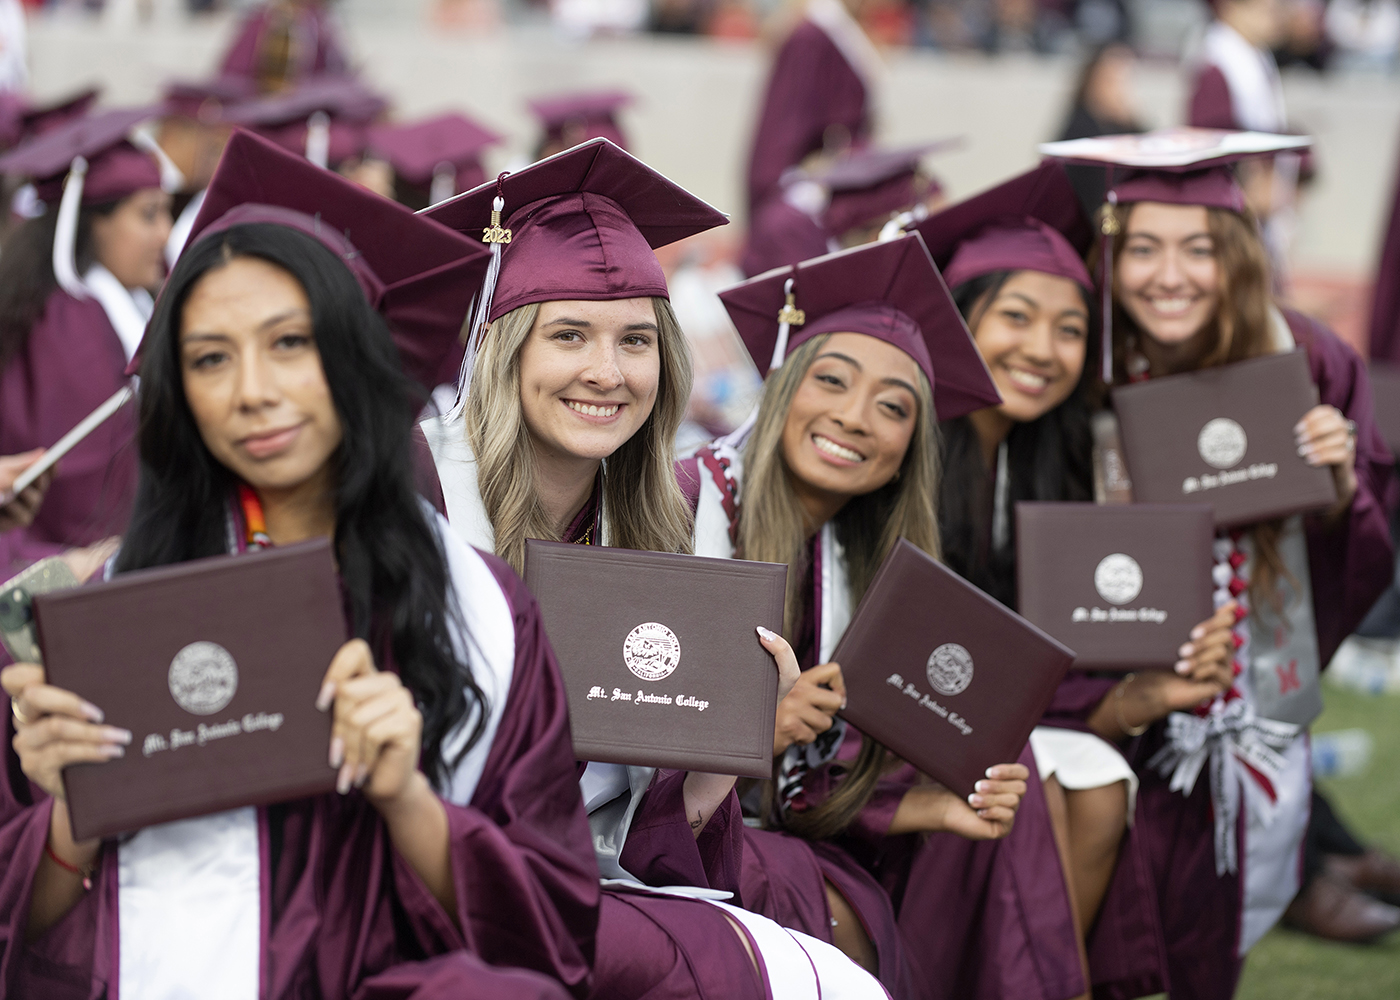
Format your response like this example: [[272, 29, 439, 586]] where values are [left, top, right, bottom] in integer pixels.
[[756, 626, 777, 641], [80, 701, 104, 723], [329, 737, 344, 769], [354, 764, 369, 789], [985, 767, 997, 778], [103, 744, 125, 759], [1297, 445, 1309, 458], [1179, 643, 1194, 658], [1175, 660, 1192, 675], [968, 794, 983, 807], [337, 763, 352, 795], [1190, 626, 1206, 641], [315, 682, 336, 713], [103, 727, 132, 745], [975, 780, 989, 793], [840, 699, 848, 711]]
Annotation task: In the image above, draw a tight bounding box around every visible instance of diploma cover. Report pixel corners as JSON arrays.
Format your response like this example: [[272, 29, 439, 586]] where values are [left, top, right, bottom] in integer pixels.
[[34, 540, 345, 841], [1111, 351, 1336, 527], [524, 540, 786, 778], [1016, 502, 1215, 671], [833, 539, 1073, 797]]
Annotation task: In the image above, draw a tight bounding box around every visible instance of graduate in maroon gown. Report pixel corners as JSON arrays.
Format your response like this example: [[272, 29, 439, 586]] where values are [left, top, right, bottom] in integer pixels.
[[0, 108, 172, 571], [219, 0, 352, 94], [0, 129, 599, 999], [528, 91, 632, 161], [367, 112, 502, 211], [1044, 129, 1395, 998], [745, 0, 880, 215], [421, 138, 888, 999], [910, 160, 1240, 1000], [741, 141, 949, 278], [682, 235, 1033, 997], [1370, 138, 1400, 363]]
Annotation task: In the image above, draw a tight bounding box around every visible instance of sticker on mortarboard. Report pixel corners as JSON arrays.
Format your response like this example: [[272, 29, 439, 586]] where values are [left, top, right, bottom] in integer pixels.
[[624, 622, 681, 682], [926, 643, 974, 697], [168, 641, 239, 716]]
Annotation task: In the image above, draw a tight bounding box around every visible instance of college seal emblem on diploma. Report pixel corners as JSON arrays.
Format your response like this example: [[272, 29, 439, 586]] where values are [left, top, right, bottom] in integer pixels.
[[623, 622, 681, 682], [926, 643, 974, 696], [168, 641, 240, 715], [1197, 417, 1248, 469], [1094, 553, 1144, 605]]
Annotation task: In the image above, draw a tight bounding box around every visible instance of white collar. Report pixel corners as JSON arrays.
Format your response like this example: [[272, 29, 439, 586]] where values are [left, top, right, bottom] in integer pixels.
[[82, 264, 153, 363]]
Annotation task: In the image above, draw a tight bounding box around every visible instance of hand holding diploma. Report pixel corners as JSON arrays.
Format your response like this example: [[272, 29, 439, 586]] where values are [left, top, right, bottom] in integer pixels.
[[773, 661, 847, 757], [0, 450, 54, 531], [889, 763, 1031, 840], [1295, 404, 1358, 512]]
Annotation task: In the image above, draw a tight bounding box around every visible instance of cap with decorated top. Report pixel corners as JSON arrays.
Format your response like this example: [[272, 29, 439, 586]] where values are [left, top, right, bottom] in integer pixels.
[[0, 105, 167, 302], [367, 113, 503, 205], [1038, 128, 1310, 380], [423, 137, 727, 404], [718, 233, 1000, 421], [150, 128, 491, 392], [911, 160, 1093, 293], [529, 90, 632, 152]]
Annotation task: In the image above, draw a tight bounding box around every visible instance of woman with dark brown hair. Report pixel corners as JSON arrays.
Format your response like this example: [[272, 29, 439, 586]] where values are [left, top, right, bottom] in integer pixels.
[[1045, 130, 1396, 997]]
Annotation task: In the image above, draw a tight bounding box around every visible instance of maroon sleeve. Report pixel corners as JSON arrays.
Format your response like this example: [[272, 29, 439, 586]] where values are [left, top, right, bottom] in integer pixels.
[[1371, 138, 1400, 364], [1186, 65, 1237, 130], [218, 9, 269, 78], [1289, 313, 1398, 665], [618, 770, 744, 895], [390, 553, 599, 998], [411, 426, 447, 517], [1039, 673, 1120, 733], [745, 21, 869, 214]]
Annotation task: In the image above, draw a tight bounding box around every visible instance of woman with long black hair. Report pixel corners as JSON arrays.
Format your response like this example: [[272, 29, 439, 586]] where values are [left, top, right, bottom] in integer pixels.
[[0, 131, 599, 1000], [0, 108, 171, 568]]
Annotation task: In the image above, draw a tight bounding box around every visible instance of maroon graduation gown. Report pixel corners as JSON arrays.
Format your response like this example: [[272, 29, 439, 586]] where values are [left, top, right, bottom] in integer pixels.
[[1083, 312, 1396, 1000], [1370, 133, 1400, 363], [745, 18, 870, 215], [0, 552, 600, 999], [740, 198, 831, 279], [219, 2, 351, 84], [0, 291, 138, 563]]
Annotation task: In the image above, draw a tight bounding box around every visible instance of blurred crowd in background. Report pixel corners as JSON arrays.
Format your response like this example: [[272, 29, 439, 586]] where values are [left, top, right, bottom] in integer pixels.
[[4, 0, 1400, 70]]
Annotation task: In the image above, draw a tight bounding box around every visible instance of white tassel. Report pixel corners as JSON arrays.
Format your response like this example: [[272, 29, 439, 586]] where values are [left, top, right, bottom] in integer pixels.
[[429, 163, 456, 206], [131, 129, 186, 193], [878, 203, 928, 243], [447, 193, 509, 419], [305, 111, 331, 169], [769, 276, 804, 372], [53, 156, 89, 300]]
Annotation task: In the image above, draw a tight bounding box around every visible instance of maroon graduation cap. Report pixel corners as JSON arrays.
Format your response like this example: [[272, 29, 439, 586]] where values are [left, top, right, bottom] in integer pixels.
[[423, 137, 727, 401], [529, 90, 632, 151], [0, 87, 101, 149], [367, 112, 503, 202], [813, 139, 957, 238], [0, 106, 165, 301], [1038, 127, 1311, 380], [223, 75, 387, 167], [911, 160, 1093, 293], [161, 76, 256, 123], [143, 128, 490, 392], [718, 233, 1001, 421]]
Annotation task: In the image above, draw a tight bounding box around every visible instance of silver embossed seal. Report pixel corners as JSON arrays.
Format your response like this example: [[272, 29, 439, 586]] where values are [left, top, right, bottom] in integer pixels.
[[926, 643, 974, 697], [1094, 553, 1144, 605], [623, 623, 681, 682], [1197, 418, 1248, 469], [168, 641, 239, 715]]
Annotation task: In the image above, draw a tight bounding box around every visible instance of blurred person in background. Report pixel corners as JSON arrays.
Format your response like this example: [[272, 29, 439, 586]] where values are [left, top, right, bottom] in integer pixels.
[[219, 0, 351, 94], [0, 0, 26, 95], [745, 0, 880, 215], [1055, 42, 1146, 216], [1325, 0, 1400, 72], [155, 77, 247, 266]]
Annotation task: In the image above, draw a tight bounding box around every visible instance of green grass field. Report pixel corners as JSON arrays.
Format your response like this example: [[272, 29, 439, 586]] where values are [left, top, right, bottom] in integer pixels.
[[1233, 685, 1400, 999]]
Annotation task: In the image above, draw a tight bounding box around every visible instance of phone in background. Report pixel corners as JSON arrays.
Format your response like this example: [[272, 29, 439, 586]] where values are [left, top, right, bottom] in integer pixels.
[[0, 558, 80, 664]]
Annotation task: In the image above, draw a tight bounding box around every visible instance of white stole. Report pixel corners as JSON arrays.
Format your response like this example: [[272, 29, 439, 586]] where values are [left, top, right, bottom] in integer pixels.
[[83, 264, 153, 364]]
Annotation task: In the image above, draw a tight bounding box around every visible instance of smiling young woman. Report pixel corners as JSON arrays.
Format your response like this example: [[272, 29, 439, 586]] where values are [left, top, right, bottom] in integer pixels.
[[0, 132, 601, 1000], [423, 140, 884, 1000]]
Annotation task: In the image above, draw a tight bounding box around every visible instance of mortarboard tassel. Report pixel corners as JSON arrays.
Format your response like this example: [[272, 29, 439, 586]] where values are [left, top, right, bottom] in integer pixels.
[[1098, 170, 1118, 386], [769, 272, 804, 372], [53, 156, 89, 300], [877, 203, 929, 243], [305, 111, 331, 170], [131, 129, 186, 194], [448, 175, 512, 419]]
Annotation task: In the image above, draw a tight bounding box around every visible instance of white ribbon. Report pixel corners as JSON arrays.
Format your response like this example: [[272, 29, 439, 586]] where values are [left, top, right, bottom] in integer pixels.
[[53, 156, 90, 300], [1148, 699, 1300, 875]]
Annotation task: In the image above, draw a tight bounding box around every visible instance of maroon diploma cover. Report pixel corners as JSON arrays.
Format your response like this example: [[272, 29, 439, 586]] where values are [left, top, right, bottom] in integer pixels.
[[1111, 351, 1336, 527], [34, 540, 345, 841], [524, 540, 786, 778], [833, 539, 1074, 797], [1016, 502, 1215, 671]]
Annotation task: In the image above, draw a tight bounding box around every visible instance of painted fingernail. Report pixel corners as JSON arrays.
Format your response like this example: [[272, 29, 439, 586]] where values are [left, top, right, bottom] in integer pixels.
[[80, 701, 104, 723], [756, 626, 777, 642], [840, 699, 848, 711], [329, 736, 345, 769], [1179, 643, 1194, 658], [1190, 626, 1206, 641], [354, 764, 370, 789], [337, 763, 352, 795], [968, 794, 984, 807], [1175, 660, 1192, 675], [315, 682, 336, 713], [985, 767, 998, 778], [102, 727, 132, 745], [102, 744, 125, 759], [975, 780, 989, 793]]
